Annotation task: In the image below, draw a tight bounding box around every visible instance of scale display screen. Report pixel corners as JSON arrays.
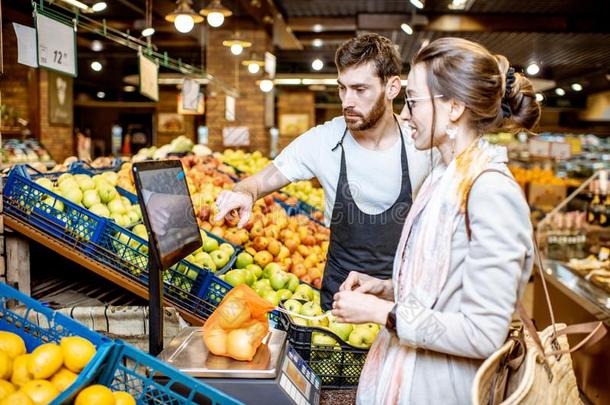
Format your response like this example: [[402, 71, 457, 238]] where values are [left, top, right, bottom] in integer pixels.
[[279, 345, 320, 404], [132, 160, 202, 269]]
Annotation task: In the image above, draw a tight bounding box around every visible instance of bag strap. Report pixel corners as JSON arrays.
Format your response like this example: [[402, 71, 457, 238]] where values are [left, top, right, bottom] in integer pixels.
[[465, 169, 606, 358]]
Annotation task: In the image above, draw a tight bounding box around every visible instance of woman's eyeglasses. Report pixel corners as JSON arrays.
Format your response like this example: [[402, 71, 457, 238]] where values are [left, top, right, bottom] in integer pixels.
[[404, 95, 444, 116]]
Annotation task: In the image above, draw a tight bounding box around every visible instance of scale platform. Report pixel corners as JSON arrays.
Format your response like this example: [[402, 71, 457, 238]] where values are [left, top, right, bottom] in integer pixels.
[[158, 327, 321, 405]]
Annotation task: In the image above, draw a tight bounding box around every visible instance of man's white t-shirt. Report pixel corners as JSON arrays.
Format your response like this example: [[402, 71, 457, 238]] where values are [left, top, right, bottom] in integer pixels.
[[273, 116, 438, 225]]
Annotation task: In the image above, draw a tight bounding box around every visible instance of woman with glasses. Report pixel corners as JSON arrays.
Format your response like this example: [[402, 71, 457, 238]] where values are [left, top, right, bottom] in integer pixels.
[[331, 37, 541, 404]]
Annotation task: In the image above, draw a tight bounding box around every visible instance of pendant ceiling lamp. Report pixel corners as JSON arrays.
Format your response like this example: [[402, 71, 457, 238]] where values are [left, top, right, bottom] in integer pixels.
[[200, 0, 232, 27], [165, 0, 203, 33]]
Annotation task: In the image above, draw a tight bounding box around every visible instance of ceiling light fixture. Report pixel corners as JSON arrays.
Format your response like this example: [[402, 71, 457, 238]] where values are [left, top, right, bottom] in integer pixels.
[[448, 0, 475, 10], [312, 38, 323, 47], [259, 79, 274, 92], [123, 85, 136, 92], [535, 93, 544, 102], [312, 59, 324, 71], [90, 61, 102, 71], [165, 0, 203, 33], [242, 55, 265, 74], [91, 2, 107, 12], [555, 88, 565, 96], [142, 27, 155, 37], [223, 32, 252, 56], [142, 0, 155, 37], [526, 63, 540, 76], [313, 24, 323, 32], [58, 0, 88, 11], [401, 23, 413, 35], [571, 83, 583, 92], [410, 0, 424, 9], [200, 0, 232, 28], [247, 63, 260, 74], [97, 91, 106, 98], [91, 40, 103, 52]]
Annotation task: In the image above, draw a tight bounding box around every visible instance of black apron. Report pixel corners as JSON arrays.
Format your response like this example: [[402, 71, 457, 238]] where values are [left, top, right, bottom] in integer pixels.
[[321, 119, 412, 310]]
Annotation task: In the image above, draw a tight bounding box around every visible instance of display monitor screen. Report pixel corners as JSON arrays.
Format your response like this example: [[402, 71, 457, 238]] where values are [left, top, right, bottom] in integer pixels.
[[132, 160, 202, 269]]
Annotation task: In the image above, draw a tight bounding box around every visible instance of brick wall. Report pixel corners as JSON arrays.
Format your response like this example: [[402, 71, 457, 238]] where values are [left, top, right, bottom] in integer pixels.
[[205, 27, 271, 155], [39, 69, 73, 163], [156, 89, 196, 147], [277, 91, 315, 150]]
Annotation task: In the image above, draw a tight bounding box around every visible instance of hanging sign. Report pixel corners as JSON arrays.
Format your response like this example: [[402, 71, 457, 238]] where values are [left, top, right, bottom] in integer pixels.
[[36, 12, 77, 77], [264, 52, 276, 78], [139, 53, 159, 101], [12, 23, 38, 68], [181, 78, 200, 111]]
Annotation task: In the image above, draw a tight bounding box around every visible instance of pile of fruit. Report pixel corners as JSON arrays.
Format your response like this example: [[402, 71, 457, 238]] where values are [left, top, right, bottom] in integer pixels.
[[509, 165, 581, 189], [217, 149, 325, 211], [220, 256, 321, 305], [282, 301, 381, 350], [34, 171, 142, 229], [183, 230, 235, 273], [0, 331, 134, 405], [201, 197, 330, 287]]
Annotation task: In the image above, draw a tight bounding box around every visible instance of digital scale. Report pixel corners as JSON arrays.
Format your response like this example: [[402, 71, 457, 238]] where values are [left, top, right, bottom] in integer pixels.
[[133, 161, 321, 405], [158, 327, 321, 405]]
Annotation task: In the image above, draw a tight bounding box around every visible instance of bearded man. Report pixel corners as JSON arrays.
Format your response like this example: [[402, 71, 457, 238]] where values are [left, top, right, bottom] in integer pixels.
[[215, 33, 437, 309]]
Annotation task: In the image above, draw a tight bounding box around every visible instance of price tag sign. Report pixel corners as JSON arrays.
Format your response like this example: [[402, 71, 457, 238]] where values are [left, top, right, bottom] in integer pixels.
[[139, 53, 159, 101], [528, 139, 550, 158], [36, 13, 77, 77], [549, 142, 572, 160]]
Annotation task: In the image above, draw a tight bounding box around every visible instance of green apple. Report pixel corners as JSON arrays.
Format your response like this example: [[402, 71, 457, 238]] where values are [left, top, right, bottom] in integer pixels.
[[362, 323, 381, 334], [276, 289, 292, 302], [35, 178, 54, 190], [243, 269, 255, 286], [300, 301, 322, 317], [219, 243, 235, 256], [126, 209, 140, 226], [224, 269, 247, 287], [262, 262, 283, 279], [235, 252, 254, 269], [283, 299, 303, 314], [111, 212, 129, 227], [329, 320, 353, 342], [43, 196, 64, 212], [309, 316, 329, 328], [348, 326, 376, 349], [89, 203, 110, 218], [76, 177, 96, 191], [57, 173, 74, 186], [252, 279, 271, 291], [82, 189, 101, 208], [198, 253, 217, 272], [286, 274, 300, 293], [120, 196, 131, 208], [293, 284, 314, 301], [269, 270, 289, 291], [261, 289, 279, 306], [218, 274, 226, 281], [202, 237, 219, 253], [246, 264, 263, 279], [131, 205, 142, 220], [312, 332, 337, 347], [186, 268, 199, 281], [291, 316, 308, 326], [101, 171, 118, 186], [92, 174, 106, 185], [313, 291, 321, 305], [62, 187, 83, 205], [133, 224, 147, 238], [108, 198, 126, 215], [211, 249, 230, 269], [97, 183, 117, 204]]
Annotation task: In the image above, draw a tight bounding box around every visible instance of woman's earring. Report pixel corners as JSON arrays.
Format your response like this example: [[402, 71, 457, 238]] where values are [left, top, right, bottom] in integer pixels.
[[446, 125, 458, 140]]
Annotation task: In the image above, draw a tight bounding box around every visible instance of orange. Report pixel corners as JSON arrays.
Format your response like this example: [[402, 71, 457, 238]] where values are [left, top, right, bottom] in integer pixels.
[[27, 343, 63, 380], [74, 384, 115, 405], [0, 352, 11, 380], [20, 380, 59, 405], [50, 368, 78, 392], [0, 391, 33, 405], [0, 332, 26, 359], [60, 336, 96, 373], [0, 379, 16, 399], [113, 391, 136, 405], [11, 354, 32, 387]]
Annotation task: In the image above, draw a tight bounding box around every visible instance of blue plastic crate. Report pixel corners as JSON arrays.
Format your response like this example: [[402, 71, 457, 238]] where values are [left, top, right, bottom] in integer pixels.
[[3, 165, 109, 247], [68, 159, 124, 173], [97, 341, 243, 405], [0, 282, 114, 404], [295, 201, 325, 226]]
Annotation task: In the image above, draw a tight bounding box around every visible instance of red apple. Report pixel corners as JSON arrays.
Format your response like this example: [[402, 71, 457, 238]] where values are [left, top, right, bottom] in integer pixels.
[[252, 236, 269, 251], [254, 251, 273, 268], [267, 239, 281, 257]]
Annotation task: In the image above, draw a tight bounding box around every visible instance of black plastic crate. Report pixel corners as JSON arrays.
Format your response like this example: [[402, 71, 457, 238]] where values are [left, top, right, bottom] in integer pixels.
[[278, 303, 368, 388]]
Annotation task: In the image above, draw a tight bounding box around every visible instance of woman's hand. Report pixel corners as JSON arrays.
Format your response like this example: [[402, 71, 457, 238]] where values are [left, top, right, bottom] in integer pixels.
[[331, 290, 394, 325], [340, 271, 394, 300]]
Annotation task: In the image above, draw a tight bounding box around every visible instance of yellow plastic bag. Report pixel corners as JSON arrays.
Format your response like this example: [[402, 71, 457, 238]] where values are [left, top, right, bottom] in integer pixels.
[[203, 285, 276, 361]]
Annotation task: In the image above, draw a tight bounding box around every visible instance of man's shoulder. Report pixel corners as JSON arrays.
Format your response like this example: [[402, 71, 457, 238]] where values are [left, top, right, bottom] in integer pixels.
[[301, 116, 346, 146]]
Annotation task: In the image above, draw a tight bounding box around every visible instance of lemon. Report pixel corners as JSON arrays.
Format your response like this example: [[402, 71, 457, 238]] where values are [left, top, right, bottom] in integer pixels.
[[20, 380, 60, 405], [0, 391, 34, 405], [113, 391, 136, 405], [0, 332, 26, 359], [60, 337, 96, 373], [0, 380, 16, 399], [49, 368, 78, 392], [74, 384, 116, 405], [0, 352, 12, 380], [27, 344, 63, 380], [11, 354, 32, 387]]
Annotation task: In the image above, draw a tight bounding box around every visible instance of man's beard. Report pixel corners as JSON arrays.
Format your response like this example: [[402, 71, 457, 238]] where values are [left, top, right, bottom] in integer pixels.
[[343, 92, 387, 132]]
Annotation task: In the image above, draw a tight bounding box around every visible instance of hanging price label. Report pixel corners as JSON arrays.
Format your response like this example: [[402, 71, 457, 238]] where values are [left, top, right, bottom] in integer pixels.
[[36, 13, 77, 77]]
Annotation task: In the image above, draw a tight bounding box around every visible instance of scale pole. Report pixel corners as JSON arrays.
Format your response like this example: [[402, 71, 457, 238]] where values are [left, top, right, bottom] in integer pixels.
[[149, 254, 163, 356]]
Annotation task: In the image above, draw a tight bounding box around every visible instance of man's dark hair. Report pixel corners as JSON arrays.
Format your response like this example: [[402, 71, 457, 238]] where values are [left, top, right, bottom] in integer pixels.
[[335, 33, 402, 83]]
